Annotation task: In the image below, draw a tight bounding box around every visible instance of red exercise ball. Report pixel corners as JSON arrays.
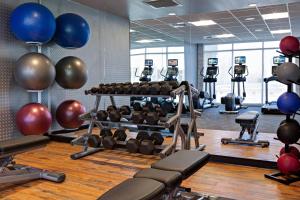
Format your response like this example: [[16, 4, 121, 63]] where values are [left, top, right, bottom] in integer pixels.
[[279, 36, 300, 56], [280, 146, 300, 159], [56, 100, 86, 129], [277, 153, 300, 175], [16, 103, 52, 135]]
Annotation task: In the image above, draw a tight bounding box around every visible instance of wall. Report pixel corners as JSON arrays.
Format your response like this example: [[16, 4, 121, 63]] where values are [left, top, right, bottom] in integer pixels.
[[0, 0, 130, 140], [184, 42, 198, 87], [196, 44, 204, 90]]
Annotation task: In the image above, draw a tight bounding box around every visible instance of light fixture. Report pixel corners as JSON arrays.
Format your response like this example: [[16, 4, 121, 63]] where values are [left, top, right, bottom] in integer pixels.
[[135, 39, 165, 43], [168, 13, 176, 16], [173, 25, 185, 28], [188, 20, 216, 26], [245, 17, 255, 21], [176, 22, 185, 25], [248, 3, 257, 7], [214, 34, 235, 38], [270, 29, 291, 34], [262, 12, 289, 20], [255, 29, 263, 32], [130, 29, 136, 33]]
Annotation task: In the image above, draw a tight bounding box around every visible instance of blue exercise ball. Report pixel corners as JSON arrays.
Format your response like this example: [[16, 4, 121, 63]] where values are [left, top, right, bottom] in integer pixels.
[[10, 3, 56, 44], [54, 13, 90, 48], [277, 92, 300, 114]]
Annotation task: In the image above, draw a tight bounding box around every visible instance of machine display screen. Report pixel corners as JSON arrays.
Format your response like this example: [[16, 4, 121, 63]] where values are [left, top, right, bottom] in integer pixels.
[[273, 56, 285, 65], [168, 59, 178, 66], [235, 56, 246, 64], [208, 58, 218, 65], [145, 59, 153, 66]]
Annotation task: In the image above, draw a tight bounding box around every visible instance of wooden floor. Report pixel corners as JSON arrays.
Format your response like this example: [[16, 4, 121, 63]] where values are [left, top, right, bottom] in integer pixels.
[[1, 141, 300, 200]]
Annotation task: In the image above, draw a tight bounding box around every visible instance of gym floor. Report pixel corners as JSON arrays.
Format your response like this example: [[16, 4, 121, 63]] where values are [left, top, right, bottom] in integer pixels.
[[197, 105, 300, 133], [1, 129, 300, 200]]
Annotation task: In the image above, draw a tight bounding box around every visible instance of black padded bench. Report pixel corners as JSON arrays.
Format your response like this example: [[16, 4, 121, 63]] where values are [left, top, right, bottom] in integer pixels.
[[0, 135, 65, 185], [98, 150, 210, 200], [221, 111, 269, 147]]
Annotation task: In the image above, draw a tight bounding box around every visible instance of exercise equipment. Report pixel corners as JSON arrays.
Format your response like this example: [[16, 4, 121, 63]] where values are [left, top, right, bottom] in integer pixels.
[[102, 128, 127, 149], [277, 92, 300, 114], [279, 36, 300, 56], [139, 132, 164, 155], [16, 103, 52, 135], [277, 62, 300, 85], [87, 135, 102, 148], [97, 110, 108, 121], [120, 105, 131, 115], [54, 13, 90, 48], [220, 56, 248, 114], [149, 82, 161, 95], [98, 150, 212, 200], [261, 56, 285, 114], [277, 153, 300, 175], [133, 102, 143, 111], [108, 110, 121, 122], [14, 52, 55, 90], [135, 59, 154, 82], [160, 59, 179, 81], [56, 100, 86, 129], [198, 58, 219, 110], [280, 146, 300, 158], [10, 3, 56, 44], [100, 128, 113, 137], [145, 112, 160, 125], [277, 119, 300, 145], [132, 111, 145, 124], [221, 111, 269, 147], [0, 136, 65, 185], [126, 131, 150, 153], [55, 56, 88, 89], [107, 105, 117, 113]]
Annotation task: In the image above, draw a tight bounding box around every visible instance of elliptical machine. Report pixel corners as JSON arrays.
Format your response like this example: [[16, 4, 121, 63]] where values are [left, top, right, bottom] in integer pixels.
[[219, 56, 248, 114], [198, 58, 219, 110], [161, 59, 179, 82], [135, 59, 154, 82]]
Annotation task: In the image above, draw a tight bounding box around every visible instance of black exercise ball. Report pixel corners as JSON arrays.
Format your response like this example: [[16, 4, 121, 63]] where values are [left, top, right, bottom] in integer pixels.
[[55, 56, 88, 89], [277, 62, 300, 85], [277, 119, 300, 145]]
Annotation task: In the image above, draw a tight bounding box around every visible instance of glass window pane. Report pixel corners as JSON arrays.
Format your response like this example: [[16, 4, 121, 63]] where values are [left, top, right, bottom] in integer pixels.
[[204, 44, 232, 51], [167, 53, 185, 82], [146, 47, 166, 53], [233, 50, 262, 104], [130, 48, 145, 55], [168, 46, 184, 53], [130, 54, 145, 82], [203, 51, 232, 102], [233, 42, 262, 50], [145, 54, 167, 81], [264, 41, 280, 48]]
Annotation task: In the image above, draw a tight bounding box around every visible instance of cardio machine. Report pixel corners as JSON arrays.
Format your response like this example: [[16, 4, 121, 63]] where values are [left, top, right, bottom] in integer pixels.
[[135, 59, 154, 82], [198, 58, 219, 109], [160, 59, 179, 82], [219, 56, 248, 114], [261, 56, 285, 115]]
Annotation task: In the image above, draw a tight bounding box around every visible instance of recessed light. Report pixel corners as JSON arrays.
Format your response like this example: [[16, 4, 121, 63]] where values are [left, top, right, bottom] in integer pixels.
[[255, 29, 263, 32], [135, 39, 165, 43], [176, 22, 185, 25], [168, 13, 176, 16], [214, 34, 235, 38], [130, 29, 136, 33], [270, 29, 291, 34], [248, 3, 257, 7], [262, 12, 289, 20], [173, 25, 185, 28], [245, 17, 255, 21], [188, 20, 216, 26]]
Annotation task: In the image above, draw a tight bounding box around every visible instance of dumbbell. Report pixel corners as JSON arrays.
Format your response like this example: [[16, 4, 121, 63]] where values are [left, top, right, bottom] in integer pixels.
[[161, 101, 175, 113], [149, 82, 161, 95], [155, 105, 167, 117], [109, 105, 132, 122], [87, 134, 102, 148], [106, 83, 117, 94], [139, 132, 164, 155], [140, 83, 150, 94], [115, 83, 124, 94], [160, 82, 173, 95], [132, 82, 141, 94], [85, 87, 98, 95], [102, 128, 127, 149], [132, 111, 144, 124], [100, 128, 113, 138], [120, 105, 131, 115], [107, 105, 117, 113], [126, 131, 150, 153], [133, 102, 143, 111], [97, 110, 108, 121], [145, 112, 160, 125], [123, 82, 132, 94], [142, 102, 154, 113]]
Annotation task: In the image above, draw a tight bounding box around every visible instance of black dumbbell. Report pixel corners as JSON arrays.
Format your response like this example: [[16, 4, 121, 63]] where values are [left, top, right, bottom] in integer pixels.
[[102, 128, 127, 149], [161, 101, 175, 113], [132, 111, 144, 124], [87, 135, 102, 148], [120, 105, 131, 115], [85, 87, 99, 95], [100, 128, 113, 138], [97, 110, 108, 121], [107, 105, 117, 113], [155, 105, 167, 117], [132, 82, 141, 94], [142, 102, 154, 113], [106, 83, 117, 94], [133, 102, 143, 111], [145, 112, 159, 125], [126, 131, 150, 153], [149, 82, 161, 95], [109, 110, 122, 122], [115, 83, 124, 94], [160, 82, 173, 95], [139, 132, 164, 155], [140, 83, 150, 94], [123, 82, 132, 94]]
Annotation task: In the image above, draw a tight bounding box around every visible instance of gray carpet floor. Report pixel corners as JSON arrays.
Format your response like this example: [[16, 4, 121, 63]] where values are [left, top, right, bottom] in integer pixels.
[[196, 105, 300, 133]]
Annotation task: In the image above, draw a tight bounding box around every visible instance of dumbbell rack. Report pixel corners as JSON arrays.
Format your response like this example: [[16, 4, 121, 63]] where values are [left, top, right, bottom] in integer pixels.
[[70, 83, 205, 160]]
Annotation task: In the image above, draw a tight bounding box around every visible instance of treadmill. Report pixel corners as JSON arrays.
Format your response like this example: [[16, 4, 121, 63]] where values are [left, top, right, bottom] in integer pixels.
[[261, 56, 285, 115]]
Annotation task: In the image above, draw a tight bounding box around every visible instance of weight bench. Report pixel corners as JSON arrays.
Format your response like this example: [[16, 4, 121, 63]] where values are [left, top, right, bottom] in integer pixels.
[[98, 150, 216, 200], [0, 135, 65, 185], [221, 111, 269, 147]]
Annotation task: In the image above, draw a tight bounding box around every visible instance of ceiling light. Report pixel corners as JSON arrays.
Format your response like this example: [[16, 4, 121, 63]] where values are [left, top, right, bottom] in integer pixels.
[[245, 17, 255, 21], [262, 12, 289, 20], [255, 29, 263, 32], [248, 3, 257, 7], [188, 20, 216, 26], [173, 25, 185, 28], [214, 34, 235, 38], [152, 39, 165, 42], [176, 22, 185, 25], [270, 29, 291, 34], [135, 39, 165, 43], [130, 29, 136, 33], [168, 13, 176, 16]]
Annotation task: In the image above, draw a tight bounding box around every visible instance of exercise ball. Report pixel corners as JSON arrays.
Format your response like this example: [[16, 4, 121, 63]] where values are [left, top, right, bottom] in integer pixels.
[[16, 103, 52, 135], [14, 52, 56, 90], [277, 153, 300, 174], [55, 56, 88, 89], [277, 119, 300, 145], [277, 62, 300, 85], [280, 146, 300, 159], [10, 3, 56, 44], [279, 36, 300, 56], [56, 100, 86, 129], [54, 13, 90, 48], [277, 92, 300, 114]]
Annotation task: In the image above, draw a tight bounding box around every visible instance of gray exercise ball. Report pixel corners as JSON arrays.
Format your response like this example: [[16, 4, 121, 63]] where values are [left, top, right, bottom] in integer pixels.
[[277, 62, 300, 85], [55, 56, 88, 89], [14, 52, 56, 90]]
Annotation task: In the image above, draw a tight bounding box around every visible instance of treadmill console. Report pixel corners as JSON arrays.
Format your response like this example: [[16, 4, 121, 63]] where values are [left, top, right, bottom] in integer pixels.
[[235, 56, 246, 65], [168, 59, 178, 67], [271, 56, 284, 76], [208, 58, 218, 66], [145, 59, 153, 67]]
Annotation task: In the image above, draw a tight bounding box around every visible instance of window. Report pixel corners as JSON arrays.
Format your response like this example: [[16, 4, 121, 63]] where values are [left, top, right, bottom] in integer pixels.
[[168, 53, 185, 82], [130, 54, 145, 82], [168, 46, 184, 53], [204, 44, 232, 51], [264, 41, 280, 48], [233, 42, 262, 50], [146, 47, 166, 54], [131, 48, 145, 55]]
